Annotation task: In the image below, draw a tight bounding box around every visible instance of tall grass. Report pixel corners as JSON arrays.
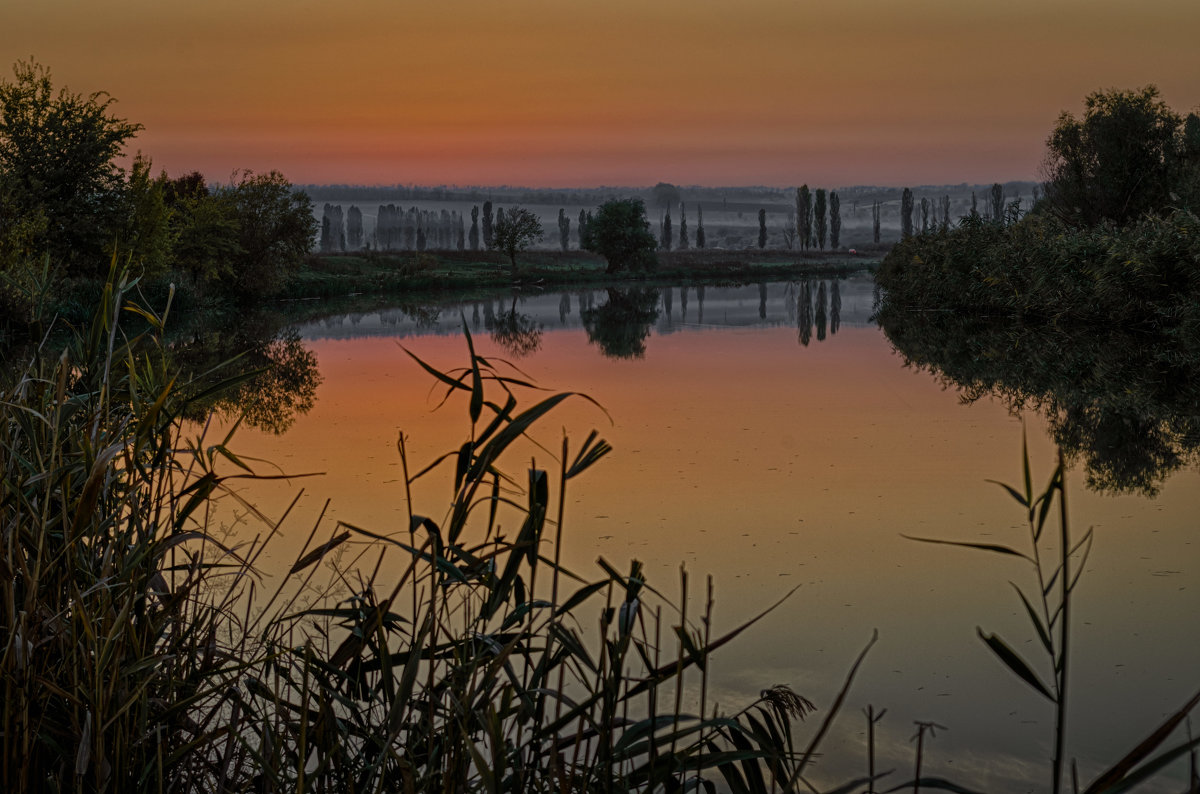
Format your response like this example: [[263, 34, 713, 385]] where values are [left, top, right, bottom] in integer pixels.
[[0, 265, 873, 792], [3, 263, 1196, 793]]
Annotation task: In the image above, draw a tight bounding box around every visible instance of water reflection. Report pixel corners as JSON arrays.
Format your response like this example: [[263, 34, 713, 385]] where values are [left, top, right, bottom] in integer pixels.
[[581, 288, 661, 359], [174, 314, 322, 435], [878, 309, 1200, 494], [489, 296, 543, 358], [798, 281, 813, 346]]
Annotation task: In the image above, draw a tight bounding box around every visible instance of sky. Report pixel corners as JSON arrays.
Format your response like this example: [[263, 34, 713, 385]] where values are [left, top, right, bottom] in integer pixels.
[[4, 0, 1198, 188]]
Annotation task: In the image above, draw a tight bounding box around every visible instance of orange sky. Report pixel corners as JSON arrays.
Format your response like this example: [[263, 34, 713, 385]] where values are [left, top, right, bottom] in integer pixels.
[[4, 0, 1198, 187]]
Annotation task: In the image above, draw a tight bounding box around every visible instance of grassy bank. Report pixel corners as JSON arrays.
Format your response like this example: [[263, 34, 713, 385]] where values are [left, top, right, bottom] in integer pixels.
[[283, 247, 883, 301]]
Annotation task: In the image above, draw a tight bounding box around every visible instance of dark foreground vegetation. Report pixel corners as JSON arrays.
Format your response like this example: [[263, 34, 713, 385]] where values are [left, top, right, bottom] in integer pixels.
[[4, 268, 1198, 793]]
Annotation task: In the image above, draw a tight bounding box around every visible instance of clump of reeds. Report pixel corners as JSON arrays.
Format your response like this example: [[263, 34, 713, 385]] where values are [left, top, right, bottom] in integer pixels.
[[1, 264, 871, 793]]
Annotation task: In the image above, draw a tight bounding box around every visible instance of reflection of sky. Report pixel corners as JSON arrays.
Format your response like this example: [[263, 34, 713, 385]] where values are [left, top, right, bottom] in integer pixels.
[[219, 285, 1199, 793]]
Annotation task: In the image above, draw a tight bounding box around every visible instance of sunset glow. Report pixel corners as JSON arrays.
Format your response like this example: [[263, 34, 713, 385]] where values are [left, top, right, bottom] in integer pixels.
[[6, 0, 1199, 186]]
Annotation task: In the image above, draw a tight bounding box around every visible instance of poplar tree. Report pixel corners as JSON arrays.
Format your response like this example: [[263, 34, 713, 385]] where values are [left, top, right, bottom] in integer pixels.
[[347, 205, 363, 249], [558, 208, 570, 251], [696, 205, 706, 248], [757, 208, 767, 248], [797, 186, 812, 250], [457, 213, 465, 250], [679, 201, 689, 249], [900, 189, 914, 238], [990, 183, 1004, 222], [578, 208, 588, 248], [920, 197, 929, 232], [814, 189, 827, 249], [469, 205, 480, 250], [482, 200, 494, 249], [941, 195, 951, 230], [872, 200, 881, 244], [829, 191, 841, 249], [660, 209, 672, 251]]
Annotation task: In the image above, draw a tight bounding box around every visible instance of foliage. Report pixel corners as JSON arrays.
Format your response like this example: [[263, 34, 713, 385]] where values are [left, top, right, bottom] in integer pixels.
[[0, 59, 141, 274], [830, 191, 841, 249], [213, 169, 316, 300], [875, 299, 1200, 496], [900, 188, 914, 238], [1043, 86, 1199, 227], [907, 444, 1200, 794], [491, 205, 544, 271], [482, 200, 494, 249], [757, 208, 767, 248], [814, 189, 827, 249], [581, 287, 661, 358], [660, 207, 672, 251], [797, 185, 812, 250], [584, 197, 659, 274], [877, 208, 1200, 328], [678, 201, 688, 250], [1, 272, 874, 793]]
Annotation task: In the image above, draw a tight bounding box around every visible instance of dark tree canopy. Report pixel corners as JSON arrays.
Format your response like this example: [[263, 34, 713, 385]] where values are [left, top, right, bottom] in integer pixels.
[[491, 205, 544, 271], [583, 198, 658, 274], [0, 59, 142, 273], [1043, 86, 1198, 227]]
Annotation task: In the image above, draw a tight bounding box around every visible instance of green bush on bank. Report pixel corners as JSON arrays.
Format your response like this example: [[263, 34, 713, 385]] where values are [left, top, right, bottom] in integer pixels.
[[876, 209, 1200, 329]]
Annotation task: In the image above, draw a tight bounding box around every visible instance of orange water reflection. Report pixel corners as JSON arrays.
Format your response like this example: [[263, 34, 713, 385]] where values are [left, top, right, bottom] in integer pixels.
[[215, 282, 1199, 792]]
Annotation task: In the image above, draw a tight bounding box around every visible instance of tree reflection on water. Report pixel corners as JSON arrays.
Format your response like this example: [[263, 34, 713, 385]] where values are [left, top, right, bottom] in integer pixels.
[[174, 313, 322, 435], [877, 307, 1200, 495], [581, 288, 661, 359]]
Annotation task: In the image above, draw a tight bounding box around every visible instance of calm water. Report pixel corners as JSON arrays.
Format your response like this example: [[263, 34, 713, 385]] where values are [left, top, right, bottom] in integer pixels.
[[218, 277, 1198, 793]]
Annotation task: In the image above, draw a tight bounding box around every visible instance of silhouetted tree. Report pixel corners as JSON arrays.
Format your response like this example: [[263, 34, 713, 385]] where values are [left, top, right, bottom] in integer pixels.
[[872, 201, 881, 244], [347, 205, 363, 249], [901, 188, 914, 238], [679, 202, 689, 249], [584, 198, 658, 273], [782, 208, 797, 249], [829, 191, 841, 249], [491, 206, 542, 272], [757, 208, 767, 248], [557, 208, 570, 251], [469, 205, 480, 250], [651, 182, 681, 213], [920, 197, 929, 233], [457, 212, 465, 251], [696, 205, 706, 248], [0, 59, 143, 274], [797, 185, 813, 250], [971, 191, 978, 217], [482, 200, 494, 248], [660, 208, 672, 251], [940, 195, 951, 231], [990, 183, 1004, 222], [1044, 86, 1193, 227], [814, 189, 827, 249]]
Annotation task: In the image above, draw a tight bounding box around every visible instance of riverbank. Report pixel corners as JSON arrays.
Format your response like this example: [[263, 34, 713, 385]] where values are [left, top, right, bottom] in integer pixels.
[[283, 246, 883, 301]]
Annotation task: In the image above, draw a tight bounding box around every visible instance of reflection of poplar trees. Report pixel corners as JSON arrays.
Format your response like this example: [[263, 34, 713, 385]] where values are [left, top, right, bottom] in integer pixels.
[[758, 282, 768, 320], [662, 287, 673, 321], [472, 302, 481, 330], [797, 280, 813, 346], [680, 286, 688, 320], [558, 292, 571, 324], [815, 281, 828, 341], [696, 285, 705, 324], [469, 206, 480, 250], [830, 279, 841, 335], [581, 288, 661, 359]]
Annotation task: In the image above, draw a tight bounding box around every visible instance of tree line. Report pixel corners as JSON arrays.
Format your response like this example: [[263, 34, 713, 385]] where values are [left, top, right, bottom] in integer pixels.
[[0, 59, 317, 330]]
